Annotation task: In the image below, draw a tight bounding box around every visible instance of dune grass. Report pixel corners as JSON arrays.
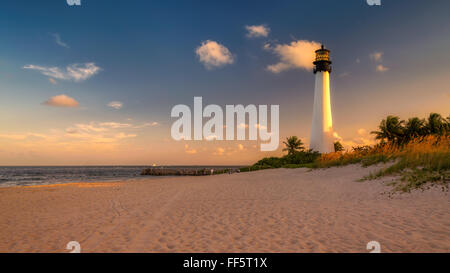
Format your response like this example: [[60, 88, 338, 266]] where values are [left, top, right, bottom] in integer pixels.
[[314, 136, 449, 192], [247, 112, 449, 193]]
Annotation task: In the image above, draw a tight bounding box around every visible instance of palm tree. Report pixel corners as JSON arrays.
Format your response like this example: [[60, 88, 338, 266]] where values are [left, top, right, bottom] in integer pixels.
[[282, 136, 305, 155], [334, 141, 344, 152], [446, 115, 450, 134], [426, 113, 446, 135], [371, 115, 405, 144], [404, 117, 426, 143]]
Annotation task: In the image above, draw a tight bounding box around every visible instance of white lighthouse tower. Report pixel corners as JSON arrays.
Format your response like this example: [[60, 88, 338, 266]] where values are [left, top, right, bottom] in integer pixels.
[[310, 45, 334, 153]]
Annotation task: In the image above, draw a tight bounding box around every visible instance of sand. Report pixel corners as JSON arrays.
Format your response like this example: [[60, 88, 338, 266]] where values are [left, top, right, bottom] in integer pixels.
[[0, 165, 449, 253]]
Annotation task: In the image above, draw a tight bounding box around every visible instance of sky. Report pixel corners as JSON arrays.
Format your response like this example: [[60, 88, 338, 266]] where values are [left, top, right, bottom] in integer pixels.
[[0, 0, 449, 165]]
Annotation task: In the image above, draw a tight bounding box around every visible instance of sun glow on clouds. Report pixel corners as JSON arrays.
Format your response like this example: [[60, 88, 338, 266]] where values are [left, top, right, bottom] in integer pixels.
[[370, 51, 389, 72], [376, 64, 389, 72], [184, 144, 197, 154], [333, 129, 377, 150], [0, 120, 158, 149], [64, 122, 140, 143], [43, 94, 79, 107], [24, 63, 101, 82], [66, 121, 158, 135], [195, 40, 234, 70], [0, 133, 49, 141], [265, 40, 321, 73], [176, 140, 251, 158], [213, 147, 225, 156]]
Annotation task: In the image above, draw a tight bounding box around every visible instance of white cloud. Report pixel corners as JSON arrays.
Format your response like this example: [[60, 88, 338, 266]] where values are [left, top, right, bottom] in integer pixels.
[[42, 94, 79, 108], [48, 78, 57, 85], [266, 40, 321, 73], [195, 40, 234, 70], [245, 25, 270, 38], [376, 64, 389, 72], [24, 63, 101, 82], [51, 33, 69, 48], [108, 101, 123, 110]]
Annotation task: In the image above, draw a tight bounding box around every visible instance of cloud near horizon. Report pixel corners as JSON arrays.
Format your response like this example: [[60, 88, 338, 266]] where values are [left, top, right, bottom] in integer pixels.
[[333, 128, 377, 149], [266, 40, 321, 73], [238, 144, 245, 151], [42, 94, 79, 108], [66, 121, 157, 134], [184, 144, 197, 154], [195, 40, 234, 70], [0, 119, 147, 151], [0, 132, 49, 141], [24, 63, 101, 82], [213, 147, 225, 156], [245, 25, 270, 38], [64, 121, 148, 143]]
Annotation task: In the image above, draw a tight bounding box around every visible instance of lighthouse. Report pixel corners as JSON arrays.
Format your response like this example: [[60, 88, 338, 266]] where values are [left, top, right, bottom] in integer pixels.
[[310, 45, 334, 153]]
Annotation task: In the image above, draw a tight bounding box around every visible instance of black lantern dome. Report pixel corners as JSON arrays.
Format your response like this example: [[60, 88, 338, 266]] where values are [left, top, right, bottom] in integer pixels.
[[313, 44, 332, 74]]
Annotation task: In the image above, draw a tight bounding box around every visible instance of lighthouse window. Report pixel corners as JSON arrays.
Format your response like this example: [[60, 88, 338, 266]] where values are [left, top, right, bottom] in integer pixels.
[[316, 51, 330, 61]]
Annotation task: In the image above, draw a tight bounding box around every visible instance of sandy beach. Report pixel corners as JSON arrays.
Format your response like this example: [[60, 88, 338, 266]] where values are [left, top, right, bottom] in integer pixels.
[[0, 165, 449, 253]]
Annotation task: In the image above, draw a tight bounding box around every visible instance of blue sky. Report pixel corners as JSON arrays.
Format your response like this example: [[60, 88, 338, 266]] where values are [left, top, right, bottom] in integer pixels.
[[0, 0, 449, 165]]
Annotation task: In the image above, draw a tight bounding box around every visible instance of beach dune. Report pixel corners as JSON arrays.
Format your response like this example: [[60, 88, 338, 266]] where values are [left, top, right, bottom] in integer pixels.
[[0, 165, 449, 253]]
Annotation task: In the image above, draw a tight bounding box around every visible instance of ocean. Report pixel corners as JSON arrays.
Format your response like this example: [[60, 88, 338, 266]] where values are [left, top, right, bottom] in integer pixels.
[[0, 166, 243, 187]]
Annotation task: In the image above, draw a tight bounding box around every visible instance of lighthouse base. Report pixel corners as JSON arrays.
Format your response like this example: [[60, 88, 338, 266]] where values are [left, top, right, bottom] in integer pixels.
[[310, 131, 335, 154]]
